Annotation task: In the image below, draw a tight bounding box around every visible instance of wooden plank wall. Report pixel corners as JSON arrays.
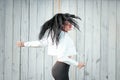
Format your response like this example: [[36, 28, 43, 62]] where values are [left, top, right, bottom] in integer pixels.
[[0, 0, 120, 80]]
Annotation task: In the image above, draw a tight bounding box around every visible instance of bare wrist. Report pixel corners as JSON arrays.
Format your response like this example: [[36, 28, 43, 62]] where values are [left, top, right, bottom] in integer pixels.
[[21, 42, 25, 47]]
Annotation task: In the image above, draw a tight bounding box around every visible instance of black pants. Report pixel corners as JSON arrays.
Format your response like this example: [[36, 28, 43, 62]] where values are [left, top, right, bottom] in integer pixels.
[[52, 61, 70, 80]]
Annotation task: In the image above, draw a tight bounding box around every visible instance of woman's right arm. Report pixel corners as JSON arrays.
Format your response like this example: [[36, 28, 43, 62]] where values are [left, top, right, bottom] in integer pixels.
[[16, 38, 48, 47]]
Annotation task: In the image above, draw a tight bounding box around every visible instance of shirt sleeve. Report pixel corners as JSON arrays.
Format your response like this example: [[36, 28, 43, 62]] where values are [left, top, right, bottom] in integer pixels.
[[57, 56, 79, 66], [24, 38, 48, 47]]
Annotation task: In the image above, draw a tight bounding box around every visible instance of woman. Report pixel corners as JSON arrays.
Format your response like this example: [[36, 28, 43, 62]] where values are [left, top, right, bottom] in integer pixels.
[[16, 13, 85, 80]]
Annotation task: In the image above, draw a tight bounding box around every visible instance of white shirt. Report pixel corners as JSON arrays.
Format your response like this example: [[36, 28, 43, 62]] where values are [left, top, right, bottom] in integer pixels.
[[24, 31, 79, 66]]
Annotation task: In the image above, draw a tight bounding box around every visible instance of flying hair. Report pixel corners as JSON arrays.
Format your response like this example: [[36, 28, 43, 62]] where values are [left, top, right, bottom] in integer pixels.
[[39, 13, 81, 45]]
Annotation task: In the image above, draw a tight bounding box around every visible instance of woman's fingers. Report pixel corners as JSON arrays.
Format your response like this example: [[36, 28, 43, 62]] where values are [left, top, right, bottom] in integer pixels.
[[16, 41, 24, 47], [77, 62, 85, 69]]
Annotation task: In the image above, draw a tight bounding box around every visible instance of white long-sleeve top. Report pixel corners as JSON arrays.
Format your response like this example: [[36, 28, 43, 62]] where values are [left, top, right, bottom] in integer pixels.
[[24, 31, 79, 66]]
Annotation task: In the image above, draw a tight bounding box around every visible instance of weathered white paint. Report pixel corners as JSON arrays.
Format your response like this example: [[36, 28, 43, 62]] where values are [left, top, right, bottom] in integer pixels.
[[36, 0, 46, 80], [0, 0, 5, 80], [21, 0, 29, 80], [92, 0, 101, 80], [12, 0, 21, 80], [108, 1, 116, 80], [0, 0, 120, 80], [76, 0, 85, 80], [100, 0, 109, 80], [84, 0, 93, 80], [4, 0, 13, 80], [28, 0, 37, 80], [117, 1, 120, 80]]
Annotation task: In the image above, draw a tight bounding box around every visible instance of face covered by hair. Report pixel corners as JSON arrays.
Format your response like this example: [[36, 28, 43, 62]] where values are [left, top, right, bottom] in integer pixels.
[[62, 21, 74, 32], [39, 13, 81, 45]]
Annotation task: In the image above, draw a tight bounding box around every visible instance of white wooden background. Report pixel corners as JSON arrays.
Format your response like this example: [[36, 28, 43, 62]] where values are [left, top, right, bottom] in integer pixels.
[[0, 0, 120, 80]]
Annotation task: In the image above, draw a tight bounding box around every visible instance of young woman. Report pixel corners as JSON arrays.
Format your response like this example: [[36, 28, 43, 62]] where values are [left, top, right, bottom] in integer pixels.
[[16, 13, 85, 80]]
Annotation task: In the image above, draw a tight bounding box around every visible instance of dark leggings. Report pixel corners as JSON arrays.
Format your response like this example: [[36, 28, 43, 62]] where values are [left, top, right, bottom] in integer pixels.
[[52, 61, 70, 80]]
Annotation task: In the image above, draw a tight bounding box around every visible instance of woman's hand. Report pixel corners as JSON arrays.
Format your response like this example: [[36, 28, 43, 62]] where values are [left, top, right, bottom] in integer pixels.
[[77, 62, 85, 69], [16, 41, 24, 47]]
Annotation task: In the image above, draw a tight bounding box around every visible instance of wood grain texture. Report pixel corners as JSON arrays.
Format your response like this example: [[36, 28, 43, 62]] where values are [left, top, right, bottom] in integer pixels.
[[108, 1, 116, 80], [0, 0, 119, 80], [116, 1, 120, 80], [100, 0, 109, 80], [44, 0, 53, 80], [20, 0, 29, 80], [84, 0, 93, 80], [28, 0, 37, 80], [12, 0, 21, 80], [76, 0, 85, 80], [92, 0, 101, 80], [36, 0, 46, 80], [0, 0, 5, 80], [4, 0, 13, 80]]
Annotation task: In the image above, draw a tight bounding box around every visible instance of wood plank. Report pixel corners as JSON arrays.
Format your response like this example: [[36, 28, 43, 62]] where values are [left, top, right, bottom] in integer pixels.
[[100, 0, 109, 80], [20, 0, 29, 80], [84, 0, 93, 80], [36, 48, 45, 80], [28, 0, 37, 80], [76, 0, 85, 80], [4, 0, 13, 80], [0, 0, 5, 80], [69, 0, 77, 80], [92, 0, 101, 80], [108, 1, 116, 80], [116, 1, 120, 80], [61, 0, 69, 13], [12, 0, 21, 80], [36, 0, 46, 80], [54, 0, 61, 13], [44, 0, 53, 80]]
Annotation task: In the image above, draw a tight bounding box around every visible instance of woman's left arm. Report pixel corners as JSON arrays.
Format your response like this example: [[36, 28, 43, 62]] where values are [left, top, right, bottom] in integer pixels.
[[57, 56, 79, 66], [57, 56, 85, 69]]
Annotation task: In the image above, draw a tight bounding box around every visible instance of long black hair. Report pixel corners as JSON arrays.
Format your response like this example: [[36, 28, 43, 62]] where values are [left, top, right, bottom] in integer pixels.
[[39, 13, 81, 45]]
